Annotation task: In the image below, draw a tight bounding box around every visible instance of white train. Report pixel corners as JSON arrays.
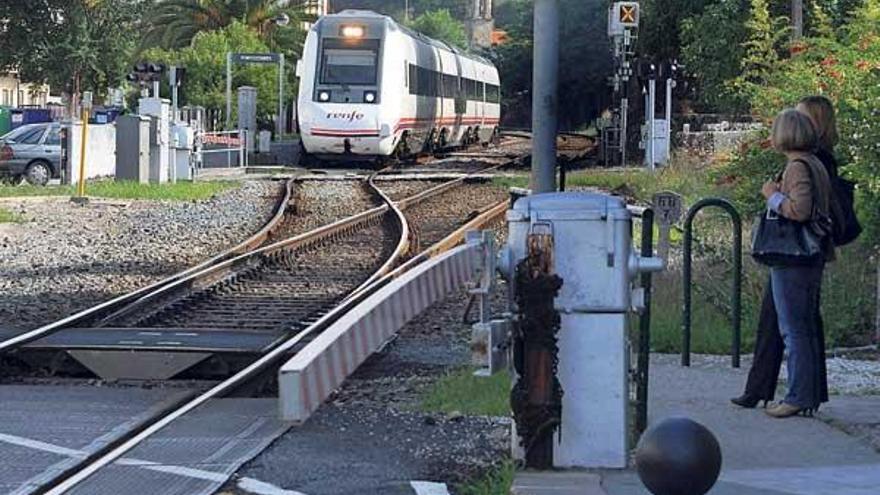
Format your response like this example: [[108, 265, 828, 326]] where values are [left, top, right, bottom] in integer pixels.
[[296, 10, 501, 162]]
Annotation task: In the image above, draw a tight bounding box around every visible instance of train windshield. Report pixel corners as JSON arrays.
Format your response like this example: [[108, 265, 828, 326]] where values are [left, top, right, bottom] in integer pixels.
[[320, 48, 378, 85]]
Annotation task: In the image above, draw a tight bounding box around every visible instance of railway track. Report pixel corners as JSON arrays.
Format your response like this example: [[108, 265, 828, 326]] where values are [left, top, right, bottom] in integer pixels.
[[0, 163, 512, 495]]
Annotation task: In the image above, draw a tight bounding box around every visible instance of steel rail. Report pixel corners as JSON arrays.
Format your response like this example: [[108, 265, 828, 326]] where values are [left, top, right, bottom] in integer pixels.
[[41, 170, 505, 494], [347, 170, 411, 297], [0, 179, 296, 354]]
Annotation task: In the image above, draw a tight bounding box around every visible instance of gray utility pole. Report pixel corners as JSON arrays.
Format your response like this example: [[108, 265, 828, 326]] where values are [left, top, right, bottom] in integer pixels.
[[791, 0, 803, 40], [665, 76, 673, 163], [531, 0, 559, 194], [646, 74, 656, 171], [226, 52, 233, 130], [278, 54, 285, 138], [170, 66, 178, 183]]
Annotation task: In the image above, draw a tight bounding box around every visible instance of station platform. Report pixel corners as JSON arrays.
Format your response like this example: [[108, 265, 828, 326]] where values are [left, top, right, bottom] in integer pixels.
[[513, 354, 880, 495]]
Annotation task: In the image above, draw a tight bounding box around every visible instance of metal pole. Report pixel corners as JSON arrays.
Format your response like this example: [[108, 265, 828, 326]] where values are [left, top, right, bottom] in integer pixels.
[[239, 131, 245, 168], [665, 78, 673, 164], [278, 55, 285, 139], [76, 112, 89, 198], [152, 81, 160, 99], [682, 198, 743, 368], [170, 67, 178, 183], [531, 0, 559, 193], [226, 52, 232, 130], [620, 97, 628, 166], [636, 208, 655, 436], [647, 78, 655, 172]]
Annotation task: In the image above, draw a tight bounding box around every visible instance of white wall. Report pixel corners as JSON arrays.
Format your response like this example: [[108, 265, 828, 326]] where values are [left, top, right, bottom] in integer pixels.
[[66, 122, 116, 184]]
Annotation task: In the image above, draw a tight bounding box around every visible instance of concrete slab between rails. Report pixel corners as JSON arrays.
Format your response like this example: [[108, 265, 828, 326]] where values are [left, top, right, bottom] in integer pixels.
[[65, 398, 291, 495], [0, 385, 195, 494], [278, 242, 483, 422]]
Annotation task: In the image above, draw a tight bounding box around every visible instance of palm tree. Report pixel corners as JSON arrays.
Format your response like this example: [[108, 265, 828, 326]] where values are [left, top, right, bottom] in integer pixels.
[[142, 0, 316, 53]]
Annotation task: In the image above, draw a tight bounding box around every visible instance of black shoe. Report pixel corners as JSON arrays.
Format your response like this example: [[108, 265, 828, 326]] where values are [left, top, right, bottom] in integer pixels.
[[730, 394, 768, 409]]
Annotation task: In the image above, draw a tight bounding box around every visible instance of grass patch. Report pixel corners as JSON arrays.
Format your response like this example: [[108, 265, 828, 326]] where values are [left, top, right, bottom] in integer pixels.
[[456, 461, 515, 495], [495, 154, 718, 204], [0, 180, 237, 201], [0, 207, 24, 224], [420, 369, 510, 417]]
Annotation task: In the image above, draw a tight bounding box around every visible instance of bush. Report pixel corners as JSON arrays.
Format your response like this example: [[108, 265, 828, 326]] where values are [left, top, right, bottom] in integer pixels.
[[734, 0, 880, 243]]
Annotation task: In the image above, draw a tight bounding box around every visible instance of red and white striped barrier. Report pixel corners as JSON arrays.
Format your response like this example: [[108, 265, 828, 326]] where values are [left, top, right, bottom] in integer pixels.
[[279, 241, 484, 422]]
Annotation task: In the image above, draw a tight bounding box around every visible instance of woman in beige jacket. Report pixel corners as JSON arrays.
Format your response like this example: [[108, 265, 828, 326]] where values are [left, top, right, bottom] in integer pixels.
[[760, 109, 834, 418]]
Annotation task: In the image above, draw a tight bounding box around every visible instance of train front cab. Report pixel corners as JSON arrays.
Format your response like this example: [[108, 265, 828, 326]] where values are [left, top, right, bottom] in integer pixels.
[[297, 14, 397, 159]]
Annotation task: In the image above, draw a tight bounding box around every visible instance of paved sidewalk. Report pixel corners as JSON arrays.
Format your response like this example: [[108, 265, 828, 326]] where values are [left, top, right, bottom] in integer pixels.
[[516, 355, 880, 495]]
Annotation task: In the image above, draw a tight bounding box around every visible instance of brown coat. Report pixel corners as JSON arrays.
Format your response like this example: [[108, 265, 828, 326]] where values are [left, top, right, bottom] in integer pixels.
[[777, 153, 836, 260]]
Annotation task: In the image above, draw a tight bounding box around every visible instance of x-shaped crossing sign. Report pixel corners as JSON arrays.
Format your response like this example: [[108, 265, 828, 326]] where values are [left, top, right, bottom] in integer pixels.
[[619, 4, 638, 24]]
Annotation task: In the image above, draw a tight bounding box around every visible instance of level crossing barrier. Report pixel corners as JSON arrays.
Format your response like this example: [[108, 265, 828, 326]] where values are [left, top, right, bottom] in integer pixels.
[[681, 198, 743, 368], [279, 235, 491, 422]]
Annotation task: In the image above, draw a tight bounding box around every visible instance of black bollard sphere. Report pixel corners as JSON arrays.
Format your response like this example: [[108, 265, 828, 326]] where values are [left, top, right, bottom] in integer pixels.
[[635, 417, 722, 495]]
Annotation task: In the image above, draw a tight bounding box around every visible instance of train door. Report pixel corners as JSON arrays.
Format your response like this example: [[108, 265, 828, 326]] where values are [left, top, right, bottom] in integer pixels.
[[453, 55, 466, 131], [436, 47, 446, 143], [478, 68, 486, 129]]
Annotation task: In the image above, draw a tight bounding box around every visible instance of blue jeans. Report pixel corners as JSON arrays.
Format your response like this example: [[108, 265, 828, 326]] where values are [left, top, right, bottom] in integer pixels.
[[770, 264, 825, 408]]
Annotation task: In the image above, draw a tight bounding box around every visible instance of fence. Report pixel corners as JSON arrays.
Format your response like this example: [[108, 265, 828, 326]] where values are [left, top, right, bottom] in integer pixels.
[[196, 130, 248, 169]]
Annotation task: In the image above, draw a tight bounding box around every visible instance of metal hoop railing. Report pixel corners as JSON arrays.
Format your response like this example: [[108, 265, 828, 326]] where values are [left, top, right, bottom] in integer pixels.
[[682, 198, 742, 368]]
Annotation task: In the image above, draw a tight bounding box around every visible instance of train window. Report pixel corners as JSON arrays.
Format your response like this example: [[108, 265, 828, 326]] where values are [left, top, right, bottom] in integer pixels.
[[442, 74, 458, 98], [463, 78, 480, 101], [320, 48, 377, 85], [408, 64, 419, 95], [486, 84, 500, 103]]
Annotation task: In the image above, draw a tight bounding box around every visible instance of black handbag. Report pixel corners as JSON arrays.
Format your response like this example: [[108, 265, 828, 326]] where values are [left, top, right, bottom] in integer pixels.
[[751, 209, 825, 266], [751, 159, 829, 267]]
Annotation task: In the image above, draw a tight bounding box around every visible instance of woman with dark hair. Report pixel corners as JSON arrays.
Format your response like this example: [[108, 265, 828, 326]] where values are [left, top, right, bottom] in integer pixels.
[[731, 98, 838, 414]]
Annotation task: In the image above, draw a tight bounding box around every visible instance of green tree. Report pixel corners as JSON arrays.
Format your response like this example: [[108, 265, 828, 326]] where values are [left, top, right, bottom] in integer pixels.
[[142, 0, 314, 59], [807, 0, 836, 38], [679, 0, 750, 112], [730, 0, 789, 102], [637, 0, 712, 63], [406, 9, 468, 48], [332, 1, 472, 20], [143, 21, 287, 126], [0, 0, 145, 114], [723, 0, 880, 242], [494, 0, 612, 128]]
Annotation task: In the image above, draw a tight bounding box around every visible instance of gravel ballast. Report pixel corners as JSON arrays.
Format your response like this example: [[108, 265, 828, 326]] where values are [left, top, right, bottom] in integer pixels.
[[0, 181, 282, 334]]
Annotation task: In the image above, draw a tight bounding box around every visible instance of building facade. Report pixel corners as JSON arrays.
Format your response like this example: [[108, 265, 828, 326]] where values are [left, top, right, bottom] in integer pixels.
[[0, 72, 52, 107], [306, 0, 328, 16]]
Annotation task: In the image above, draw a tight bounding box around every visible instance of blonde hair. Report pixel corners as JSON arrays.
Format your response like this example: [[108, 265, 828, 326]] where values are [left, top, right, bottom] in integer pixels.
[[797, 95, 839, 150], [771, 109, 817, 153]]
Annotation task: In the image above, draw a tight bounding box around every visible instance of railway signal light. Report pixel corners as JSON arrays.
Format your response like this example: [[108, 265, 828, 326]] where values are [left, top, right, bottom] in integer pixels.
[[127, 61, 167, 85]]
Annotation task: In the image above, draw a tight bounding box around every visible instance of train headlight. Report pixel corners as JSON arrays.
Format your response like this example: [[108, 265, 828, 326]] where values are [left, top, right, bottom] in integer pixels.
[[364, 91, 376, 103], [319, 91, 331, 102], [340, 25, 365, 39]]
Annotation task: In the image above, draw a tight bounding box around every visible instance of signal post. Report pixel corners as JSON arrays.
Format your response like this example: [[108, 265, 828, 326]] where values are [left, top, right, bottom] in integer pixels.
[[605, 2, 640, 167]]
